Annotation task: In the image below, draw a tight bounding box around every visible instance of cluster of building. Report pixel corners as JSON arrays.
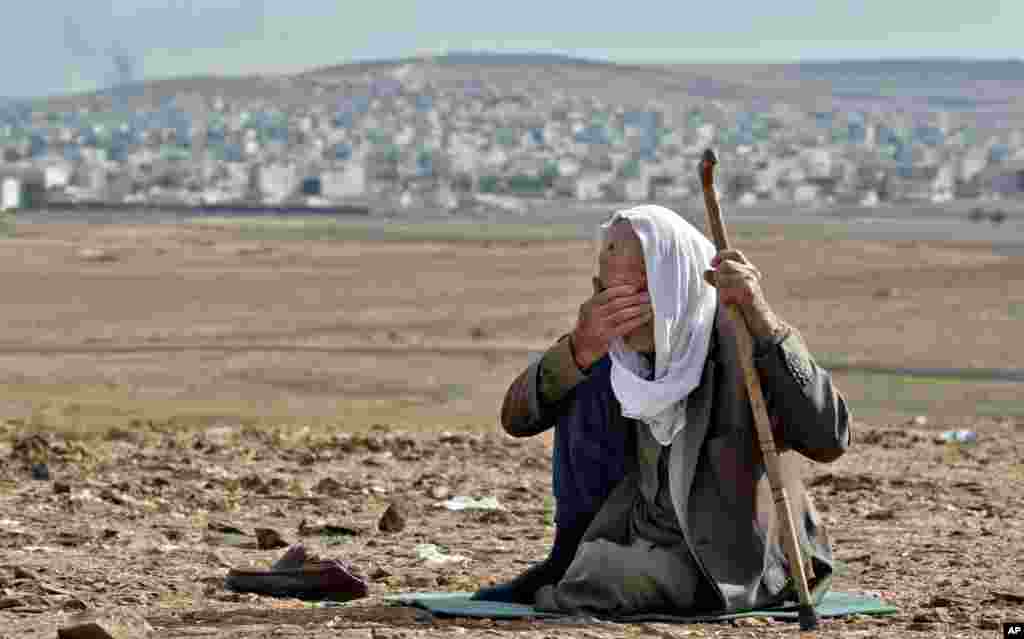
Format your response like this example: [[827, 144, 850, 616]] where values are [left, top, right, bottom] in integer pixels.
[[2, 62, 1024, 214]]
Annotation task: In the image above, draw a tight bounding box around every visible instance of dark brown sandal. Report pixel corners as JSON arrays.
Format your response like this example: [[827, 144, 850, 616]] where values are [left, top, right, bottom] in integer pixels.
[[225, 544, 369, 602]]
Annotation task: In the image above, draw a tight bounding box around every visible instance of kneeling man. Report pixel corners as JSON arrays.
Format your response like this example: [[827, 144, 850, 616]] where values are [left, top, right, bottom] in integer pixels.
[[474, 205, 850, 615]]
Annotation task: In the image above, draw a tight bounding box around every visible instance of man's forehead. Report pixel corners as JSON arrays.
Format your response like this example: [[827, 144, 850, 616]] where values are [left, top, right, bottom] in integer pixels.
[[598, 220, 647, 288], [602, 219, 643, 257]]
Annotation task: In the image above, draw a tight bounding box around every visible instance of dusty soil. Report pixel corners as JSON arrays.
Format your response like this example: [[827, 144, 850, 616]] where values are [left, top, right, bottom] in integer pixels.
[[1, 419, 1021, 638], [0, 221, 1021, 431], [0, 221, 1021, 637]]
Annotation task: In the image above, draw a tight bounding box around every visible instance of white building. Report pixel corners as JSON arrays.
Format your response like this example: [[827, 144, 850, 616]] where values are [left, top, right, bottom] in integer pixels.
[[321, 165, 367, 200]]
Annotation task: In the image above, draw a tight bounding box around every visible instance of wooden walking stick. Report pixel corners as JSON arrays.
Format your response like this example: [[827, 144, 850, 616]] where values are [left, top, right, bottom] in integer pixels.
[[699, 148, 819, 631]]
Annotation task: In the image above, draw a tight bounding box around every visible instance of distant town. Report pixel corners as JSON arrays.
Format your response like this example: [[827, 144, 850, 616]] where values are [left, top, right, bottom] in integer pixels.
[[2, 56, 1024, 216]]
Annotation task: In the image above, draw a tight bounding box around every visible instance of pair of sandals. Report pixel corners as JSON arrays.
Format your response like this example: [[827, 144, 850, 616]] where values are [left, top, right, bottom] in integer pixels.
[[225, 544, 368, 602]]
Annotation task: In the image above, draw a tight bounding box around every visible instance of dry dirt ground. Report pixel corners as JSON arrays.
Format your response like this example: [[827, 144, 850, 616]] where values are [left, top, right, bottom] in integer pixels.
[[0, 221, 1022, 638]]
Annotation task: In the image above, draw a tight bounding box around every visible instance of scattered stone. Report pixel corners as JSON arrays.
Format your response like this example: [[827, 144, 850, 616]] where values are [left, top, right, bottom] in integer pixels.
[[12, 565, 38, 580], [60, 597, 90, 612], [926, 594, 956, 608], [0, 596, 25, 610], [238, 474, 268, 493], [31, 462, 50, 480], [254, 527, 289, 550], [865, 508, 897, 521], [53, 481, 71, 494], [75, 248, 120, 263], [476, 510, 513, 525], [378, 503, 407, 533], [369, 566, 392, 580], [363, 453, 393, 467], [57, 611, 153, 639], [991, 590, 1024, 604], [314, 477, 345, 496], [207, 521, 247, 535], [205, 550, 232, 568], [297, 519, 360, 537], [11, 434, 51, 463], [428, 485, 450, 500], [105, 427, 143, 443], [406, 573, 438, 589]]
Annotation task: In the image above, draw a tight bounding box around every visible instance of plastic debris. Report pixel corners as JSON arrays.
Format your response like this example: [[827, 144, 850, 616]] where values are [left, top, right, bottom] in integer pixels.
[[415, 543, 470, 566], [938, 430, 977, 444], [439, 496, 505, 511]]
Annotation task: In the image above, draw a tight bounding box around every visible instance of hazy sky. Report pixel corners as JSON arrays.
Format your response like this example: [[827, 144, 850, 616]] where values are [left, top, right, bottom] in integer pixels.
[[5, 0, 1020, 98]]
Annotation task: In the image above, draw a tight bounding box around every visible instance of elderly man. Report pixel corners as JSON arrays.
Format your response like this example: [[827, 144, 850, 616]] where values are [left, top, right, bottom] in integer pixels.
[[472, 205, 850, 616]]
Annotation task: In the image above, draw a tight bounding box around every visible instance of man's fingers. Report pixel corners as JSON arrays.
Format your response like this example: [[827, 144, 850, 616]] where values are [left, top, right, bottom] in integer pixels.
[[714, 272, 755, 290], [594, 284, 640, 304], [606, 303, 652, 326], [712, 249, 747, 267], [714, 254, 761, 279], [703, 270, 717, 287], [609, 310, 654, 337], [598, 292, 651, 315]]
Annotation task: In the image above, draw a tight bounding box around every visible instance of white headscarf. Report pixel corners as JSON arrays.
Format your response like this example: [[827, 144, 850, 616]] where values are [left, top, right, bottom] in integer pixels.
[[599, 205, 718, 446]]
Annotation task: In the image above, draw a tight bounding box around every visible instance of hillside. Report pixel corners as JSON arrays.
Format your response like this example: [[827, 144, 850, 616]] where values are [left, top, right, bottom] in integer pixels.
[[34, 54, 1024, 119]]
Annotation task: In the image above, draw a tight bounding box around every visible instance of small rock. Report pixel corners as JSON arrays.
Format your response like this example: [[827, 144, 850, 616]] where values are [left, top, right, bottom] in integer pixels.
[[865, 508, 896, 521], [59, 622, 115, 634], [254, 528, 288, 550], [12, 565, 38, 580], [378, 503, 407, 533], [205, 551, 232, 568], [57, 611, 153, 638], [406, 574, 438, 589], [369, 566, 392, 580], [238, 475, 269, 494], [991, 590, 1024, 604], [297, 519, 359, 538], [60, 597, 90, 612], [75, 248, 119, 263], [314, 477, 345, 496], [207, 521, 247, 535], [31, 462, 50, 480], [53, 481, 71, 494], [428, 485, 450, 500], [0, 597, 25, 610]]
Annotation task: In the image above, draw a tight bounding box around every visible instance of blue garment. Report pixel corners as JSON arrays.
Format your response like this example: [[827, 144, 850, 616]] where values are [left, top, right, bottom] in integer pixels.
[[549, 356, 630, 530]]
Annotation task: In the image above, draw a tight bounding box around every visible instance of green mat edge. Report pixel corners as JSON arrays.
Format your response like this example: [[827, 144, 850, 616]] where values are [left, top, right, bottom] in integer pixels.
[[383, 590, 899, 622]]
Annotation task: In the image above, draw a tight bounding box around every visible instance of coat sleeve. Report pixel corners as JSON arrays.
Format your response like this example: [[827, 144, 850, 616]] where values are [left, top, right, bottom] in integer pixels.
[[753, 327, 851, 463], [501, 333, 591, 437]]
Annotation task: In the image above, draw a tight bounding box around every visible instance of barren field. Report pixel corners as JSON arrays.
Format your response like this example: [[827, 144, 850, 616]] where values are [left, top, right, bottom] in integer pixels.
[[0, 219, 1022, 638]]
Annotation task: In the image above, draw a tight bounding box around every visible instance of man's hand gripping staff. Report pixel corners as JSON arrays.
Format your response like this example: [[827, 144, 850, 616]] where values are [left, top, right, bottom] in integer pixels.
[[700, 148, 820, 632]]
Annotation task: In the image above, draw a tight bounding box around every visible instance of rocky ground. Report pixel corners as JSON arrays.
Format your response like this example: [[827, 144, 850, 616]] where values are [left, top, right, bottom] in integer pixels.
[[0, 415, 1021, 638], [0, 221, 1021, 637]]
